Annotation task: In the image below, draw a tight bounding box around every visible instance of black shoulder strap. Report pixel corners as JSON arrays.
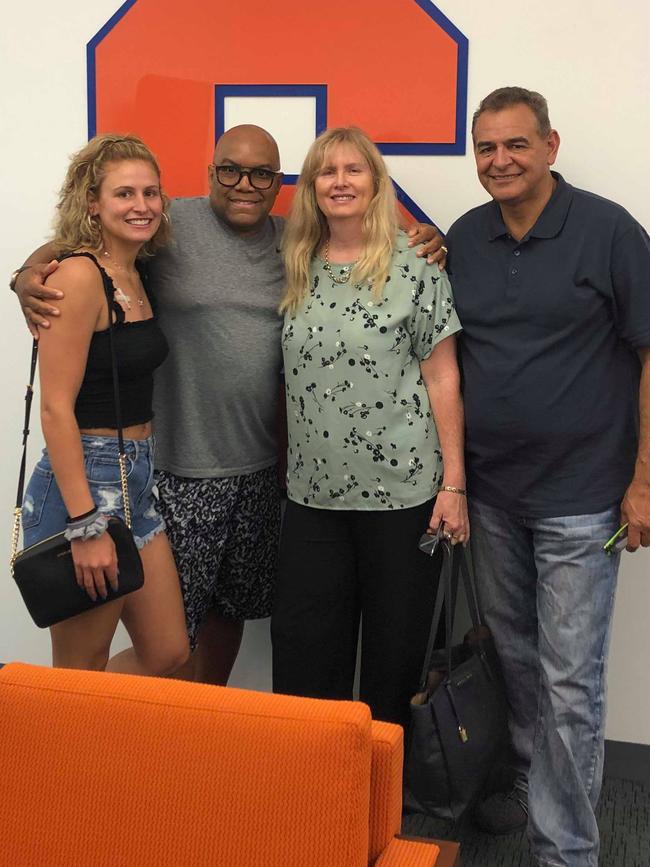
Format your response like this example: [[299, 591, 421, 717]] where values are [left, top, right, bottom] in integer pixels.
[[14, 341, 38, 511], [58, 251, 125, 323]]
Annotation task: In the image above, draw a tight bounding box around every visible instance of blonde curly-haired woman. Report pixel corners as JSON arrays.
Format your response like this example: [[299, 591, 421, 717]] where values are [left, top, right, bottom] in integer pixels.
[[21, 134, 189, 675]]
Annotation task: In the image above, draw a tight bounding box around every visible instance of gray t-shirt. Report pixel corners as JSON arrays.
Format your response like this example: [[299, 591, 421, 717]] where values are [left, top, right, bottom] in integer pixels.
[[148, 197, 285, 477]]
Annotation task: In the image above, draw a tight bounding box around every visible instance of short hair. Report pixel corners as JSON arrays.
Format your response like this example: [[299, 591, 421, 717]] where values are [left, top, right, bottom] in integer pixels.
[[471, 87, 552, 138], [53, 133, 171, 256], [280, 126, 398, 314]]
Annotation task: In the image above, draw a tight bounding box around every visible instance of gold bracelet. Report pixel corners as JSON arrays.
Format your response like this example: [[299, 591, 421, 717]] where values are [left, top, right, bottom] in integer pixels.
[[9, 265, 31, 293], [440, 485, 466, 496]]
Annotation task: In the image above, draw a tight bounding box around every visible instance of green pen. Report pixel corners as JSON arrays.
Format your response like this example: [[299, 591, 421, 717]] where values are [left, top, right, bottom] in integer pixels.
[[603, 523, 629, 554]]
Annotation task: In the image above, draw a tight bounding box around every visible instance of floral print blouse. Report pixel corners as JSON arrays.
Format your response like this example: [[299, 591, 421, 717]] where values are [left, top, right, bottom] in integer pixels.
[[282, 233, 462, 510]]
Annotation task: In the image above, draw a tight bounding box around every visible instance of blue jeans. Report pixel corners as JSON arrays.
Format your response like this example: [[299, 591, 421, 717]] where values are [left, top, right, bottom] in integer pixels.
[[23, 435, 165, 550], [469, 498, 621, 867]]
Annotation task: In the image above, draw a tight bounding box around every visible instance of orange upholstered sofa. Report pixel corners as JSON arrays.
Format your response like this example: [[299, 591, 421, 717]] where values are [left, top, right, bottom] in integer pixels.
[[0, 662, 459, 866]]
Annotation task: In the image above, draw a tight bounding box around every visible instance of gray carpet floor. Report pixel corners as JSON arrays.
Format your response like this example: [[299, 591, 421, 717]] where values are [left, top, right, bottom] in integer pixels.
[[402, 777, 650, 866]]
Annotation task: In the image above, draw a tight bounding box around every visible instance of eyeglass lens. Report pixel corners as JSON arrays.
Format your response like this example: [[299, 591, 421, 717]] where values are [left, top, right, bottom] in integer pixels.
[[215, 165, 276, 190]]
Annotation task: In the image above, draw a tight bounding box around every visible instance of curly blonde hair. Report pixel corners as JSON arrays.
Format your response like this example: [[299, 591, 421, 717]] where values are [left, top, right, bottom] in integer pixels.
[[53, 133, 171, 256], [280, 127, 398, 314]]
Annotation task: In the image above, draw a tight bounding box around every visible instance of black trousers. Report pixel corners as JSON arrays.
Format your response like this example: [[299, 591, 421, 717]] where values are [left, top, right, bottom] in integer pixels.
[[271, 499, 441, 729]]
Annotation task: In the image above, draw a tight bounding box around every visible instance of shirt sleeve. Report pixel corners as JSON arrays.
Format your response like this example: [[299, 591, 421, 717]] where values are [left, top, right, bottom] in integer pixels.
[[610, 216, 650, 349], [406, 258, 462, 361]]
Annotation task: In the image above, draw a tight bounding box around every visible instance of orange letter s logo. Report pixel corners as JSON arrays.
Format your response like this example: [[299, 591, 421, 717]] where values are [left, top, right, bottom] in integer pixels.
[[89, 0, 468, 220]]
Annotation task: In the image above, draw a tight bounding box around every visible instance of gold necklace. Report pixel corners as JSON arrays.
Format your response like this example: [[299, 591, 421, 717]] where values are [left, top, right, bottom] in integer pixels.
[[101, 250, 145, 310], [323, 240, 356, 285]]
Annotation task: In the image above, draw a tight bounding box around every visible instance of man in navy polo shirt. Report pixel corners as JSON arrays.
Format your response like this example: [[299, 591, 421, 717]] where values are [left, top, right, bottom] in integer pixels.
[[446, 87, 650, 866]]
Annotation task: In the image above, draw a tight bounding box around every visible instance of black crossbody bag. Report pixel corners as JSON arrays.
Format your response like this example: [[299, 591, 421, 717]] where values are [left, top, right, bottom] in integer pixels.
[[10, 261, 144, 628]]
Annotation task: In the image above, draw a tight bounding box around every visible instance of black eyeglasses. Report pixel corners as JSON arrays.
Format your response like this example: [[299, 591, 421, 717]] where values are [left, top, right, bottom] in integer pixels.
[[212, 164, 281, 191]]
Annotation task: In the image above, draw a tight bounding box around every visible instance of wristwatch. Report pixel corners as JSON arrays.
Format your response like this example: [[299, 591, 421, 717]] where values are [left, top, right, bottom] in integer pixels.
[[9, 265, 31, 293]]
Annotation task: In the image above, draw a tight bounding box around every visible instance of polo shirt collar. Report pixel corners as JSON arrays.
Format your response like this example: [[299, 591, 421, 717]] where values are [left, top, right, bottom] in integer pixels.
[[486, 171, 574, 241]]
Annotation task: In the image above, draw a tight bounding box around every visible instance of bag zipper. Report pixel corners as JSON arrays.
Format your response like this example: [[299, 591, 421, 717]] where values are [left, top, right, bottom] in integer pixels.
[[445, 682, 469, 743]]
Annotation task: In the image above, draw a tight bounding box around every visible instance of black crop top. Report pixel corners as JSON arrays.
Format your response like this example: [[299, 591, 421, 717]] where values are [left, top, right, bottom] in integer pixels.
[[61, 253, 169, 429]]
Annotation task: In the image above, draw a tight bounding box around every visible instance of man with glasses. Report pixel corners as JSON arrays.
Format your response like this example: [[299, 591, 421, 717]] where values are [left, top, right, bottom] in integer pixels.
[[14, 124, 442, 685], [145, 125, 286, 683]]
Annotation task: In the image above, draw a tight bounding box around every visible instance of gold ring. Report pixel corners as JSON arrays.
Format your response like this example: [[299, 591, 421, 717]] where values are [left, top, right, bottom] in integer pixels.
[[440, 245, 448, 255]]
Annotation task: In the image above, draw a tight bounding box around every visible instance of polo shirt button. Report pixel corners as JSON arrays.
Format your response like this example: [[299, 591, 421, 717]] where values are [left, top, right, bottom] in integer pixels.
[[511, 268, 518, 275], [514, 250, 521, 256]]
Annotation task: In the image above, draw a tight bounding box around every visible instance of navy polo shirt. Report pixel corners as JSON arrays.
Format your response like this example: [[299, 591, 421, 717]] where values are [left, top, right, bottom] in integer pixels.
[[446, 172, 650, 517]]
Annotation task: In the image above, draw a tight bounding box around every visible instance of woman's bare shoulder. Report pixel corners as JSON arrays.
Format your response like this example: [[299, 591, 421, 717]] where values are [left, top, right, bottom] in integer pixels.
[[46, 253, 105, 295]]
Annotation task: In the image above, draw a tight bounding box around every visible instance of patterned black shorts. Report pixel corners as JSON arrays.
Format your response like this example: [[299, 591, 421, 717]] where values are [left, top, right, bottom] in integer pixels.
[[155, 466, 281, 649]]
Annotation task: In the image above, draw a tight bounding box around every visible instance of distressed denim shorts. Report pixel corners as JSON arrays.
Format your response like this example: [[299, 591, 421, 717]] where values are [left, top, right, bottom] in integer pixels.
[[22, 435, 165, 550]]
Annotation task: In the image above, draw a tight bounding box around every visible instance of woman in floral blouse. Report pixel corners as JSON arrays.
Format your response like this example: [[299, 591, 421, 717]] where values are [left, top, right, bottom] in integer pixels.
[[272, 127, 468, 727]]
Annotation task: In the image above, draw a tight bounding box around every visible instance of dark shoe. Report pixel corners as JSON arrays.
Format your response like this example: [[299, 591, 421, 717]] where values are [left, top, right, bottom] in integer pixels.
[[474, 788, 528, 835]]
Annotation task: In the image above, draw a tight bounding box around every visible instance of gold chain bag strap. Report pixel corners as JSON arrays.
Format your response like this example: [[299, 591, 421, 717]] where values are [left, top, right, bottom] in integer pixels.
[[10, 253, 144, 627]]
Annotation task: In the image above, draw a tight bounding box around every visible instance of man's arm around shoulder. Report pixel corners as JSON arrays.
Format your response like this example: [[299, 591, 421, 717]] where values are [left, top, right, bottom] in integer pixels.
[[12, 242, 62, 337]]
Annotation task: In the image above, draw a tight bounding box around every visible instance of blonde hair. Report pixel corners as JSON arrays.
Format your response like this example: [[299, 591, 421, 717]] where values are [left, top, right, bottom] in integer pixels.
[[53, 133, 171, 256], [280, 127, 398, 314]]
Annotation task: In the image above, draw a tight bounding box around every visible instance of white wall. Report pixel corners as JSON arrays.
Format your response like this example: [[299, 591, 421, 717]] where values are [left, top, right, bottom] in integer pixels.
[[1, 0, 648, 743]]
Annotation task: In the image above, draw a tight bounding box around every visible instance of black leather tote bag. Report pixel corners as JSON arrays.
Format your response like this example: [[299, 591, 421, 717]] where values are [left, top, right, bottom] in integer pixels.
[[405, 540, 508, 821]]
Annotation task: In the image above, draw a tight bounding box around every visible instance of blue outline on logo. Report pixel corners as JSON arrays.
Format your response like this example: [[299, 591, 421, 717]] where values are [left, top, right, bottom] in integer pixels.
[[378, 0, 468, 156], [87, 0, 138, 138], [392, 180, 441, 233], [215, 85, 328, 184]]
